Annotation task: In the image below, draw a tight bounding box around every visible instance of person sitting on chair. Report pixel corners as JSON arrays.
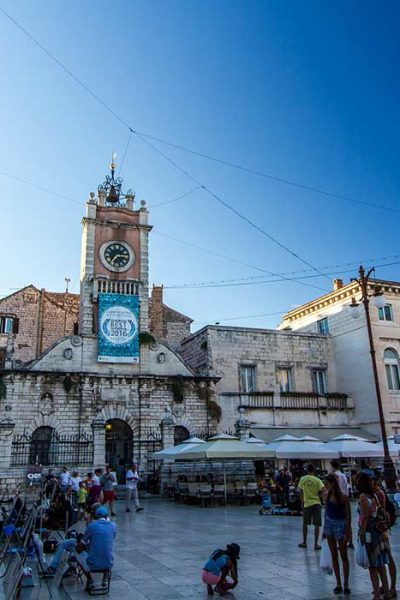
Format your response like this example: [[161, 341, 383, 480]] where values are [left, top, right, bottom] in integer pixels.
[[44, 505, 116, 584]]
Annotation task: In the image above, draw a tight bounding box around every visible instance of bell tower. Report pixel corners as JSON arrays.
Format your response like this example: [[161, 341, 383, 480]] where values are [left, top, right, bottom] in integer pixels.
[[79, 156, 151, 363]]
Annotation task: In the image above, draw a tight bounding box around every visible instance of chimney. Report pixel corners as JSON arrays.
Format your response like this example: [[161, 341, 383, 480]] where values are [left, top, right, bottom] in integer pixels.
[[333, 279, 343, 291], [150, 285, 165, 340]]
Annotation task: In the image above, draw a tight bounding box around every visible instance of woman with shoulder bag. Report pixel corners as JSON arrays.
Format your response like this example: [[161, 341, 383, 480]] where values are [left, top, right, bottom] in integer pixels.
[[322, 473, 351, 595], [356, 472, 390, 600]]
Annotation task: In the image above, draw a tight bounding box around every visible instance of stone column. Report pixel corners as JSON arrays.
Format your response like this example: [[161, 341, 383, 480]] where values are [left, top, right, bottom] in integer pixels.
[[92, 416, 106, 468], [0, 418, 16, 469], [160, 410, 175, 451]]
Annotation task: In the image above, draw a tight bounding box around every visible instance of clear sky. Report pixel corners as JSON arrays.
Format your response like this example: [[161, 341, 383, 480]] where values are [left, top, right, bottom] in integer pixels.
[[1, 0, 399, 330]]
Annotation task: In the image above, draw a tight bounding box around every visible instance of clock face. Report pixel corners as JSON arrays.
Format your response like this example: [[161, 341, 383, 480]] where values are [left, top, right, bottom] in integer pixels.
[[100, 241, 135, 272]]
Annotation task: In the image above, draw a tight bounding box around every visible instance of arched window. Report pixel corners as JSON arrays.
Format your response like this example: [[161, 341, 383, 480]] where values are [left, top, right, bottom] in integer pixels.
[[29, 426, 54, 466], [174, 425, 190, 446], [384, 348, 400, 391]]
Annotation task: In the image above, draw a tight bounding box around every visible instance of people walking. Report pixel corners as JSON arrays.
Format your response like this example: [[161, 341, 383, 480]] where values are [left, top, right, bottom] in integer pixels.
[[298, 463, 324, 550], [373, 470, 397, 599], [356, 472, 390, 600], [101, 466, 116, 516], [323, 473, 351, 595], [125, 463, 143, 512]]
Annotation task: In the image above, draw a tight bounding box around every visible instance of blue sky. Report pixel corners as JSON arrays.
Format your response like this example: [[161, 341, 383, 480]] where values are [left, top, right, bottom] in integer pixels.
[[1, 0, 399, 329]]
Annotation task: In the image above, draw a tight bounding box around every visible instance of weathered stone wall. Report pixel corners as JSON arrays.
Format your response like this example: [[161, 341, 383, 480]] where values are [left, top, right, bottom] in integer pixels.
[[182, 326, 335, 392], [181, 326, 349, 432], [0, 369, 218, 479], [0, 286, 79, 365]]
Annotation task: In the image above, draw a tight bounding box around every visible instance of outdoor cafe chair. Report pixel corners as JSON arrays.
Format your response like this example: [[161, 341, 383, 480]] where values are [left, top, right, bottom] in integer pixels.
[[199, 486, 212, 508], [213, 485, 226, 506]]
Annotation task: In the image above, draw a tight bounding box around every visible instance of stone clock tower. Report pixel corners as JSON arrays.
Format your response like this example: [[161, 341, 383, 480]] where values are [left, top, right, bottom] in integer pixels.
[[79, 158, 151, 362]]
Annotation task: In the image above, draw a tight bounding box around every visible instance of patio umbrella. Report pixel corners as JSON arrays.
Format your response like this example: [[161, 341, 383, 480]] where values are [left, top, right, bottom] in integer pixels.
[[374, 437, 400, 458], [275, 436, 340, 459], [324, 434, 383, 458], [154, 437, 206, 459], [176, 434, 275, 501]]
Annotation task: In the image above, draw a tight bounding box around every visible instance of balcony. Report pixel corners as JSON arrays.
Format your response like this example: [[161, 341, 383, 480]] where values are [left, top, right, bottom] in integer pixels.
[[225, 392, 352, 411]]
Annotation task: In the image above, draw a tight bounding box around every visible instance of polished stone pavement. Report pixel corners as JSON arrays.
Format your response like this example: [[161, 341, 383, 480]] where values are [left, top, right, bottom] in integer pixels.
[[57, 499, 398, 599]]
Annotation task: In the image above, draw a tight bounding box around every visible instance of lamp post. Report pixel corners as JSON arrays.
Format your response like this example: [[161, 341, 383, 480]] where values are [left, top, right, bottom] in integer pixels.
[[350, 265, 397, 490]]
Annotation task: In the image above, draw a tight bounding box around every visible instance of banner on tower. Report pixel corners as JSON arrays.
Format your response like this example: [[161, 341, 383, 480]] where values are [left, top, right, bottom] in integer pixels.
[[98, 293, 139, 363]]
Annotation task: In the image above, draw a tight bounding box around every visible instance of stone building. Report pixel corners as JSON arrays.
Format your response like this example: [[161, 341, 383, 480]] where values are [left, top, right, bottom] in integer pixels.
[[278, 277, 400, 438], [0, 287, 79, 367], [0, 163, 218, 485], [181, 325, 360, 441]]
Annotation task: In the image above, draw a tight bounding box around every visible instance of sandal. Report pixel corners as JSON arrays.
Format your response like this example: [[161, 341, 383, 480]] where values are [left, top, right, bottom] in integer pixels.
[[333, 587, 343, 595], [314, 544, 322, 550], [344, 588, 351, 595], [298, 543, 307, 548]]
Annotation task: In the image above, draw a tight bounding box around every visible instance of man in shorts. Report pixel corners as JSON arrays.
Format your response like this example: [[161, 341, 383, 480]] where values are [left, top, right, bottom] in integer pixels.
[[298, 463, 324, 550], [100, 466, 116, 516]]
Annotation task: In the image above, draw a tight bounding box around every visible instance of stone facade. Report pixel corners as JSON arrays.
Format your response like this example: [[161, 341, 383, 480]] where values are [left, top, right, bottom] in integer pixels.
[[0, 167, 218, 486], [181, 325, 355, 436], [0, 286, 79, 367], [149, 285, 192, 353], [278, 278, 400, 438]]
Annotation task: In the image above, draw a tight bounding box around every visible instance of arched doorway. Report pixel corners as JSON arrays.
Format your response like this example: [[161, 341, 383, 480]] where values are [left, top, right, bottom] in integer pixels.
[[105, 419, 133, 472], [174, 425, 190, 446], [29, 426, 54, 466]]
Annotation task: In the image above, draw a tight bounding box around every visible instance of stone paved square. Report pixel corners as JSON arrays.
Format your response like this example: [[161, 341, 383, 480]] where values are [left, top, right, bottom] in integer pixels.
[[56, 498, 399, 600]]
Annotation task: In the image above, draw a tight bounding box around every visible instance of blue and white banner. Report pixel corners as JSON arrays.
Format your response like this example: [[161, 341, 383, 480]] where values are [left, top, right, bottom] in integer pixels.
[[98, 293, 139, 363]]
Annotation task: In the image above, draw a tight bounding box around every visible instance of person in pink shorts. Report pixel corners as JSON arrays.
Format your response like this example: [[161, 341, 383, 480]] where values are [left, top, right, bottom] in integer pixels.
[[201, 543, 240, 595]]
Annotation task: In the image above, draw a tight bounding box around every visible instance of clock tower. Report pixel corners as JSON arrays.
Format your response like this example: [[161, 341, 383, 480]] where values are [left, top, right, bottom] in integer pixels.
[[79, 158, 151, 364]]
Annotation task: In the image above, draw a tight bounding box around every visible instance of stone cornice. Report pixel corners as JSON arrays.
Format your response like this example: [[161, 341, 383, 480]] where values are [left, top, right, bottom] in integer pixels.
[[81, 217, 152, 232], [282, 278, 400, 323]]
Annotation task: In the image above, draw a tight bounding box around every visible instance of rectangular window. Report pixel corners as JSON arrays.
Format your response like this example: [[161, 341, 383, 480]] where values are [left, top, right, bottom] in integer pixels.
[[0, 317, 13, 334], [386, 364, 400, 391], [240, 365, 256, 393], [378, 304, 393, 321], [317, 318, 329, 334], [277, 368, 292, 392], [312, 369, 327, 394]]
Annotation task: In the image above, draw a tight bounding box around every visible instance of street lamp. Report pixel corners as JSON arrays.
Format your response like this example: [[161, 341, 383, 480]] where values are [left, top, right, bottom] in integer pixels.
[[350, 265, 397, 490]]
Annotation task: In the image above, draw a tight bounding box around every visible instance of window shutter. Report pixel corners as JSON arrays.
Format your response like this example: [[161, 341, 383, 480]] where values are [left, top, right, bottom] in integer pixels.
[[12, 318, 19, 334]]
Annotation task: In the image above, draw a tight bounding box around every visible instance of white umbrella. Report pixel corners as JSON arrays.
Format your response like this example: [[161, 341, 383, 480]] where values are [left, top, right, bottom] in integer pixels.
[[154, 437, 206, 459], [325, 434, 383, 458], [276, 437, 339, 459], [374, 437, 400, 458], [177, 434, 275, 460], [176, 434, 275, 501], [245, 436, 267, 444]]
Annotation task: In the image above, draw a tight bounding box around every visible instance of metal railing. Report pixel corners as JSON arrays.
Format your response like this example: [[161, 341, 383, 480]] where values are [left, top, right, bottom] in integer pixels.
[[227, 392, 351, 411], [10, 430, 94, 467]]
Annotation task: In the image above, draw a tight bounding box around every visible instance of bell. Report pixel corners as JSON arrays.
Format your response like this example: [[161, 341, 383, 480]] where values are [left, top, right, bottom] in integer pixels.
[[106, 185, 118, 204]]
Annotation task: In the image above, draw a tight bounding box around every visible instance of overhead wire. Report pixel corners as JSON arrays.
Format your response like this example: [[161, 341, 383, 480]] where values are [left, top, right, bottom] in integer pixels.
[[117, 130, 132, 176], [134, 132, 332, 282], [0, 170, 81, 206], [163, 260, 400, 289], [152, 230, 329, 292], [149, 186, 202, 208], [131, 130, 400, 215], [1, 7, 363, 284]]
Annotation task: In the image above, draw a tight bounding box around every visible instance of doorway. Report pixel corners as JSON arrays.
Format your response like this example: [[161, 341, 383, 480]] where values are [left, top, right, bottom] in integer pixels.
[[105, 419, 133, 476]]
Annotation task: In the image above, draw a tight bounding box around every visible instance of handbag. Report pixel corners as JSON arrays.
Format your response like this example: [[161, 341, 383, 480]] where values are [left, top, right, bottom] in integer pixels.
[[355, 539, 369, 569], [374, 494, 391, 533], [320, 540, 333, 575]]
